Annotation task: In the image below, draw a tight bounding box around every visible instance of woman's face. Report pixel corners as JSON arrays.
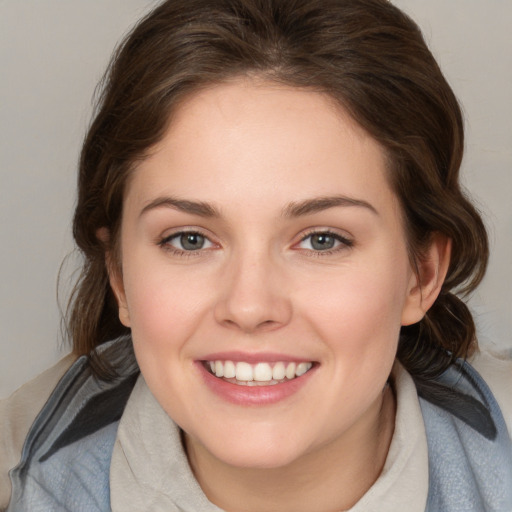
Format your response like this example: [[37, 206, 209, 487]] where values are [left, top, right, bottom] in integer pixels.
[[112, 79, 423, 469]]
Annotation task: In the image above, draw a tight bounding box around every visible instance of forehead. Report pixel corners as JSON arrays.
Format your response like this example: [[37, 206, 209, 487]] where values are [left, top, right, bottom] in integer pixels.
[[125, 79, 398, 220], [163, 78, 376, 161]]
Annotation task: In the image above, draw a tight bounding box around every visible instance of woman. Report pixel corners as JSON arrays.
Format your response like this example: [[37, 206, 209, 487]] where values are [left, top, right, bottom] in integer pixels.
[[1, 0, 511, 511]]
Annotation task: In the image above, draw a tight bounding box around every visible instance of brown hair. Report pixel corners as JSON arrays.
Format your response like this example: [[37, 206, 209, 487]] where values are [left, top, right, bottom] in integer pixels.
[[70, 0, 488, 380]]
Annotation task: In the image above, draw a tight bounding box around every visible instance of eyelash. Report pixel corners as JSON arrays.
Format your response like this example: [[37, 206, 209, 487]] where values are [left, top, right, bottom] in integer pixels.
[[158, 228, 353, 258], [296, 229, 354, 257], [158, 230, 214, 258]]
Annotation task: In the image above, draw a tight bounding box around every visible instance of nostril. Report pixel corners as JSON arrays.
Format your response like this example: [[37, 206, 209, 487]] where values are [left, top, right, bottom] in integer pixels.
[[213, 284, 293, 332], [258, 319, 277, 329], [220, 317, 281, 333]]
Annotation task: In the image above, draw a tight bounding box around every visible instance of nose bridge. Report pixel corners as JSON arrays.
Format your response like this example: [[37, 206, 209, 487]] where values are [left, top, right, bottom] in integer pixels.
[[214, 243, 292, 332]]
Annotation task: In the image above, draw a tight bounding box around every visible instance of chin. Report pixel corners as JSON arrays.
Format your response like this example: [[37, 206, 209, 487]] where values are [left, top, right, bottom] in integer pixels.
[[215, 446, 304, 470], [189, 427, 310, 470]]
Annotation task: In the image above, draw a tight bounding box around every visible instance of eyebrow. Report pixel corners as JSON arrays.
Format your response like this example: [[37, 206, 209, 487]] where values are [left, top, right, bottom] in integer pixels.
[[139, 194, 378, 219], [282, 195, 378, 217], [140, 196, 220, 218]]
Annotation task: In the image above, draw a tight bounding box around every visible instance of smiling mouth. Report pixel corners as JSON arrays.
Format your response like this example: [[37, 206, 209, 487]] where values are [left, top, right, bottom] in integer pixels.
[[203, 360, 314, 386]]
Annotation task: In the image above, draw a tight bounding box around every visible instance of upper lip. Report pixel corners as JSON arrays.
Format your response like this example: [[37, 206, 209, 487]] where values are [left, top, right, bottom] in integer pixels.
[[199, 351, 315, 364]]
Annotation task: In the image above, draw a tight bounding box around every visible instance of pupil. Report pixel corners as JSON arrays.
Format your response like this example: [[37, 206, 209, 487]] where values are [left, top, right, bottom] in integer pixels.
[[311, 234, 334, 250], [181, 233, 204, 250]]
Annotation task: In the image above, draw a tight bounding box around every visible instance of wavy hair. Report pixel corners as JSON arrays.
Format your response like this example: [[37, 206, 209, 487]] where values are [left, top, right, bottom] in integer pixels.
[[69, 0, 488, 380]]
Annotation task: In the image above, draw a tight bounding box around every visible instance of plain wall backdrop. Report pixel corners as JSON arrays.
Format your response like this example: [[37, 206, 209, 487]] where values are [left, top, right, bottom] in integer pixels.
[[1, 0, 511, 398]]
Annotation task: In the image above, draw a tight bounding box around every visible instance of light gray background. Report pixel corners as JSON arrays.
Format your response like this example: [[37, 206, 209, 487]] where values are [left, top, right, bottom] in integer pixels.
[[1, 1, 511, 398]]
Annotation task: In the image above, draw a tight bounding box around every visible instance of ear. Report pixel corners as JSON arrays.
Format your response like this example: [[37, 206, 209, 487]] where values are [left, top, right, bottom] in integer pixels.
[[401, 234, 452, 326], [108, 258, 131, 328], [97, 227, 131, 328]]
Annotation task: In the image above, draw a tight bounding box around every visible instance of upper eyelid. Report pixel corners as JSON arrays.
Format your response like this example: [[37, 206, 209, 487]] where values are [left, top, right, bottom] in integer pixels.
[[298, 227, 353, 242], [294, 229, 354, 252], [158, 230, 217, 257], [157, 227, 353, 248], [159, 227, 214, 242]]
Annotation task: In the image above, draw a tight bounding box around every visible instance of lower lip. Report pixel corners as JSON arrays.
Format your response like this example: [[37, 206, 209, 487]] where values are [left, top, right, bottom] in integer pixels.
[[196, 362, 315, 406]]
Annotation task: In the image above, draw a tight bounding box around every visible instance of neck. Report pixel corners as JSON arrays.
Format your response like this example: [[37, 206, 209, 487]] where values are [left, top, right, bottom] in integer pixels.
[[185, 385, 395, 512]]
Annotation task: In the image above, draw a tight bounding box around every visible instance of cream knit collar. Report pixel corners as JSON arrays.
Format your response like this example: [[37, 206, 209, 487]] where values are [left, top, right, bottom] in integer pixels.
[[110, 363, 428, 512]]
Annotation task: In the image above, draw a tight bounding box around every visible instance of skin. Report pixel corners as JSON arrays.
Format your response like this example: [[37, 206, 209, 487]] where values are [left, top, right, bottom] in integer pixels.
[[109, 79, 449, 511]]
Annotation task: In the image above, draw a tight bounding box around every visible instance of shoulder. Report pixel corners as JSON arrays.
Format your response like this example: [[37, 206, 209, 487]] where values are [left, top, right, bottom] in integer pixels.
[[0, 353, 76, 511], [4, 337, 139, 511], [470, 347, 512, 435], [10, 422, 117, 512]]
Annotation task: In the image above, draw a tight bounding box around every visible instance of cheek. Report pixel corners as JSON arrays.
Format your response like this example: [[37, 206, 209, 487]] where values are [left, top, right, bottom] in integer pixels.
[[299, 255, 411, 363], [121, 258, 213, 356], [297, 263, 408, 422], [121, 264, 213, 411]]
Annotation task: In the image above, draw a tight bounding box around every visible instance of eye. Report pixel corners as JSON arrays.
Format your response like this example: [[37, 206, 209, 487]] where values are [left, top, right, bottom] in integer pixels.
[[161, 231, 214, 252], [297, 231, 353, 252]]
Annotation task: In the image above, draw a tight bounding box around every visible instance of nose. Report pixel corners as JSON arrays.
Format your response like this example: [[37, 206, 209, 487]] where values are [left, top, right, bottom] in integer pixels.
[[214, 250, 293, 333]]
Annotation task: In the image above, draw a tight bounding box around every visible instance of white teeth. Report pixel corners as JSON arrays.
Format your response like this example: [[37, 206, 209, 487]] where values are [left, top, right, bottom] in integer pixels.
[[272, 362, 285, 380], [215, 360, 224, 378], [285, 362, 296, 380], [296, 362, 312, 377], [254, 362, 273, 381], [235, 362, 253, 381], [224, 360, 236, 379], [207, 359, 313, 383]]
